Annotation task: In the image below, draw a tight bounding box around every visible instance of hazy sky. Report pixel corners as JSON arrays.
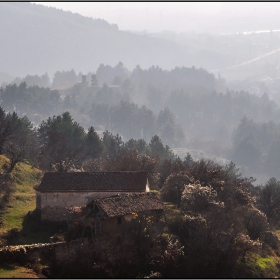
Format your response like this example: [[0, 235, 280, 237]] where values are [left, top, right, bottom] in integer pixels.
[[34, 2, 280, 33]]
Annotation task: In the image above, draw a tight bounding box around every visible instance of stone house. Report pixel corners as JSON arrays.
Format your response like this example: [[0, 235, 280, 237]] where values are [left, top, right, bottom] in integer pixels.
[[34, 171, 149, 221], [66, 192, 164, 236]]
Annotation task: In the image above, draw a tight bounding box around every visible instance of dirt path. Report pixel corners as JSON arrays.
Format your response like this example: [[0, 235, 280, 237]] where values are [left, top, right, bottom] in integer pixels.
[[212, 48, 280, 72]]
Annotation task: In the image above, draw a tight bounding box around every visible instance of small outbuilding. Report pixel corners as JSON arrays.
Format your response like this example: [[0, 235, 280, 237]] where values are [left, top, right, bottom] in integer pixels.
[[66, 192, 164, 235]]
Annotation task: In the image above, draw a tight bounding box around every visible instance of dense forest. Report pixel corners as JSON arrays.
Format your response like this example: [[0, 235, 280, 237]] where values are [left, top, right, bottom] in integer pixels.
[[231, 116, 280, 178], [2, 63, 280, 184]]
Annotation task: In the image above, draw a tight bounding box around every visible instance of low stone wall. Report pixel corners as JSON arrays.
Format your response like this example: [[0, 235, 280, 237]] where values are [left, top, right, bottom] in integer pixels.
[[0, 232, 151, 269], [0, 242, 65, 264]]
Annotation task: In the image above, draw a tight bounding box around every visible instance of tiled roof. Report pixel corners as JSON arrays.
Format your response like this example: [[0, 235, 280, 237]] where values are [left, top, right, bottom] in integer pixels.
[[34, 171, 148, 192], [93, 192, 164, 218]]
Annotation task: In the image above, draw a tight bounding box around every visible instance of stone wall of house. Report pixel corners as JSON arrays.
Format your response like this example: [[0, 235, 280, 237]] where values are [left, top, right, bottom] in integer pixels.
[[98, 210, 163, 234], [100, 217, 123, 233], [36, 191, 144, 210], [41, 206, 69, 221], [37, 191, 146, 221]]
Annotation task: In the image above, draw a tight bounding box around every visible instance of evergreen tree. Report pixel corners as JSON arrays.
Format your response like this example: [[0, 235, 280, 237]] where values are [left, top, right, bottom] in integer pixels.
[[85, 126, 103, 157]]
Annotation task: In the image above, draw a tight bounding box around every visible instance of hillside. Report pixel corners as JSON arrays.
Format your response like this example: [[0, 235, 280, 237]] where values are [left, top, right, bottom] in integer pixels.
[[0, 156, 280, 278], [0, 155, 43, 239], [3, 3, 280, 87], [0, 2, 199, 77]]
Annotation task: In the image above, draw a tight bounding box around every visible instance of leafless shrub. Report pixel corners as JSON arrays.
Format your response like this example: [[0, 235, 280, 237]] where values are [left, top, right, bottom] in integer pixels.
[[181, 181, 218, 212], [144, 271, 162, 278], [243, 206, 268, 240]]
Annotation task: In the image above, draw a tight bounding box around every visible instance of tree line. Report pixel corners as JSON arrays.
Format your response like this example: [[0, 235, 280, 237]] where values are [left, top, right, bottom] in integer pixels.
[[0, 108, 174, 174], [3, 64, 280, 173], [0, 82, 185, 147]]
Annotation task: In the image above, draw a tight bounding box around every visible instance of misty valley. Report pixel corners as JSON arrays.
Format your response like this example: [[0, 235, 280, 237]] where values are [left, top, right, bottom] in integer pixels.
[[2, 2, 280, 279], [1, 63, 279, 185]]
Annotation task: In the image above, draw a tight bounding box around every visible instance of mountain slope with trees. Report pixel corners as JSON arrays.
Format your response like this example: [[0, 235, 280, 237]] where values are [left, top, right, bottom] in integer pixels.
[[0, 2, 199, 77]]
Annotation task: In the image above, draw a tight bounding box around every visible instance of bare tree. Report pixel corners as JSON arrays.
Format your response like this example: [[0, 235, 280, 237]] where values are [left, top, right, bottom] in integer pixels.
[[4, 142, 24, 173]]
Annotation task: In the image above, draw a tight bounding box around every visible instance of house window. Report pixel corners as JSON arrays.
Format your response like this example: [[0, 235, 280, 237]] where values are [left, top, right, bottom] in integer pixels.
[[117, 217, 122, 224]]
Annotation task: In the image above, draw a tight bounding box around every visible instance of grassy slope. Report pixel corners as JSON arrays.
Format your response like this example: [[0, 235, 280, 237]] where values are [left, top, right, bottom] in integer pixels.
[[0, 155, 43, 278], [0, 263, 39, 278], [238, 251, 280, 278], [0, 156, 43, 233]]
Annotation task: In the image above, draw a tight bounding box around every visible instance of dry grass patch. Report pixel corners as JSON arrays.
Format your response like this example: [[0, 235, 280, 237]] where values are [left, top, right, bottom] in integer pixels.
[[0, 263, 39, 278]]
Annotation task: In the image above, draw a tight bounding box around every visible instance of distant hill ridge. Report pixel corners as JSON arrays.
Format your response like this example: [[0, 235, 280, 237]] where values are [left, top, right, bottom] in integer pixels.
[[0, 2, 197, 77]]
